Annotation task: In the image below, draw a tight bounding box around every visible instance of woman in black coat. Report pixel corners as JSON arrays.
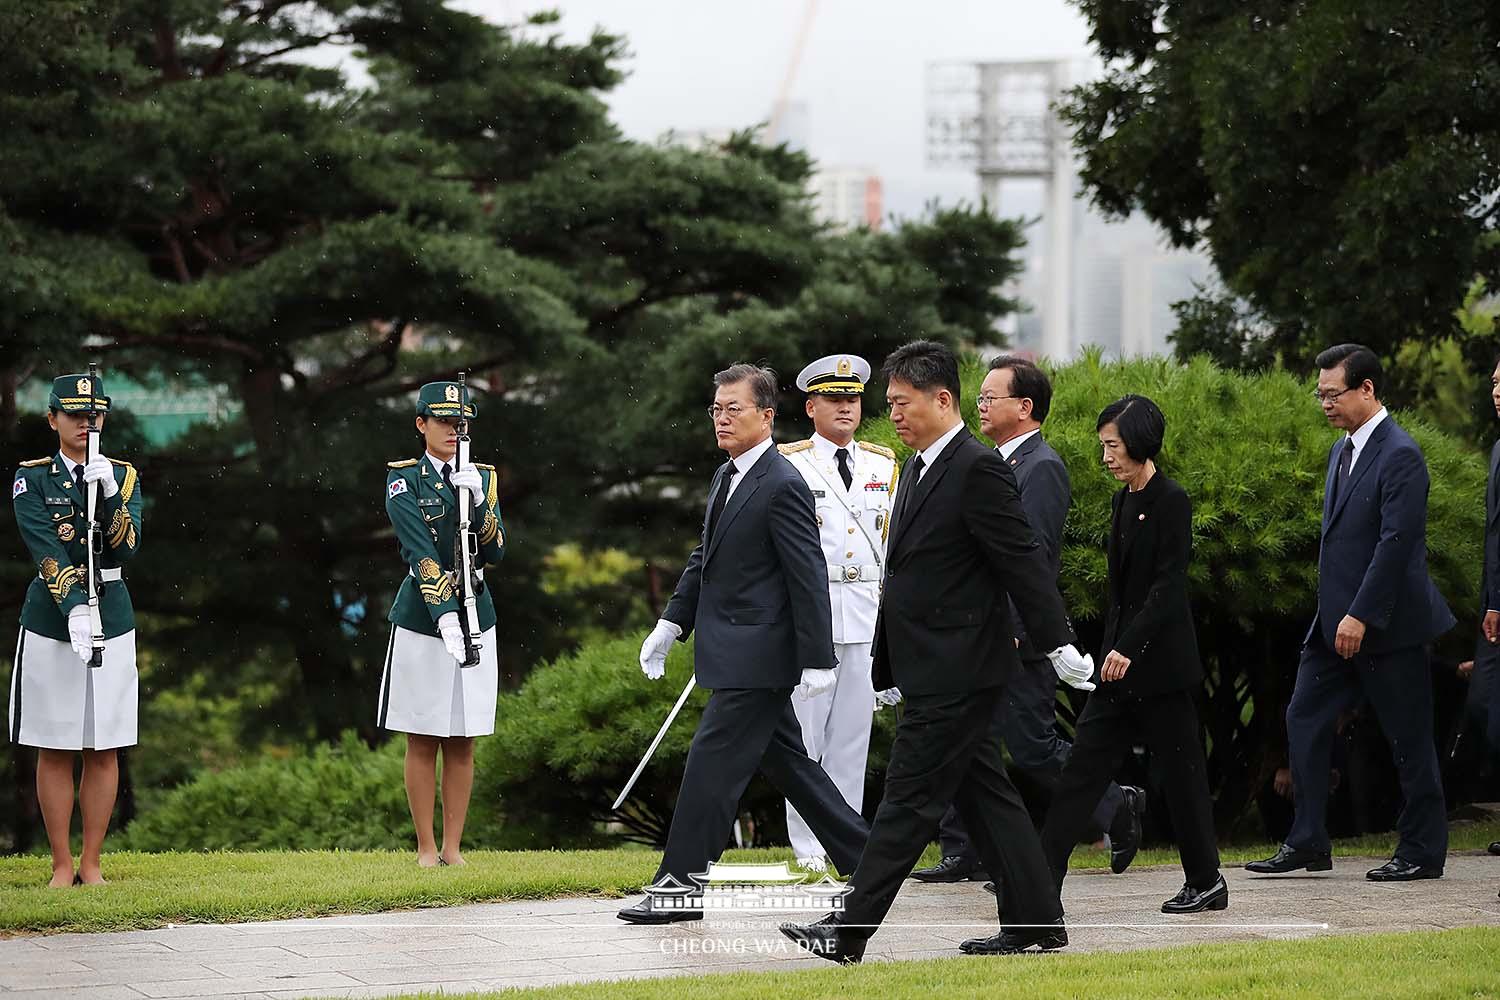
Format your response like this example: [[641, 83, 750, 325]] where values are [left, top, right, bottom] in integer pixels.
[[1039, 395, 1226, 913]]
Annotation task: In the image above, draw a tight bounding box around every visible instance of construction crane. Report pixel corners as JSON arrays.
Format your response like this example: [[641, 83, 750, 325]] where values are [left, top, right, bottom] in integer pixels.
[[766, 0, 819, 145]]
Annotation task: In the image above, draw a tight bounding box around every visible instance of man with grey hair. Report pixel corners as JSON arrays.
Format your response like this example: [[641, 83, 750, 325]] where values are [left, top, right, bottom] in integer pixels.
[[618, 363, 871, 924]]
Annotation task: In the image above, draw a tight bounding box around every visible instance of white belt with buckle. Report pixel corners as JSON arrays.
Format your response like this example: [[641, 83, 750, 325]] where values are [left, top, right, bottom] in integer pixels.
[[99, 568, 122, 582], [829, 564, 880, 584]]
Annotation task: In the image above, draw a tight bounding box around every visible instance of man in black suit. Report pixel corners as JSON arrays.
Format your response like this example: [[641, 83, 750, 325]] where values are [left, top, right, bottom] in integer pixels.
[[913, 357, 1142, 887], [781, 342, 1096, 962], [1480, 355, 1500, 861], [618, 364, 870, 924], [1248, 344, 1455, 882]]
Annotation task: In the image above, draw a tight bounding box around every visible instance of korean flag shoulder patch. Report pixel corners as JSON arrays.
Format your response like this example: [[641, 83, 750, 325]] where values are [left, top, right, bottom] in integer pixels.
[[388, 477, 409, 499], [12, 476, 27, 499]]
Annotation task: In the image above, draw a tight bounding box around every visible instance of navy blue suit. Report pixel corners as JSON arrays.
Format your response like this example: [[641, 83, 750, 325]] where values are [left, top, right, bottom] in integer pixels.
[[1286, 415, 1455, 867], [1476, 440, 1500, 755], [653, 442, 868, 886]]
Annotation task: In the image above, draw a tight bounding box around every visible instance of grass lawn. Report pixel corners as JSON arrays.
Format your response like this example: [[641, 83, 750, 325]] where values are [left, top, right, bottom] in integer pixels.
[[2, 820, 1495, 936], [377, 928, 1500, 1000]]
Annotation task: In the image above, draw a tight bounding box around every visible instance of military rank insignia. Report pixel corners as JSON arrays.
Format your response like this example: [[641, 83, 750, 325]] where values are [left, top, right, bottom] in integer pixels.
[[388, 478, 408, 498]]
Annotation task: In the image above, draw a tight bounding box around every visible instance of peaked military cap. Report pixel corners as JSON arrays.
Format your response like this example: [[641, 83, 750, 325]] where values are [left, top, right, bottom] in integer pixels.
[[48, 373, 111, 413], [416, 380, 478, 419], [796, 354, 871, 396]]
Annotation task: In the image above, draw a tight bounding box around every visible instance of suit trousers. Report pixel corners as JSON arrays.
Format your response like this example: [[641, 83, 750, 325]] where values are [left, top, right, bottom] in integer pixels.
[[654, 687, 869, 886], [1041, 688, 1220, 891], [786, 640, 874, 860], [1285, 639, 1448, 867], [841, 687, 1062, 934], [937, 654, 1124, 857]]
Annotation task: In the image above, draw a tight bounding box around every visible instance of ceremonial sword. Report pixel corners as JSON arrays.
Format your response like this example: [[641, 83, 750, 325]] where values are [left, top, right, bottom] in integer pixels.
[[612, 676, 696, 810]]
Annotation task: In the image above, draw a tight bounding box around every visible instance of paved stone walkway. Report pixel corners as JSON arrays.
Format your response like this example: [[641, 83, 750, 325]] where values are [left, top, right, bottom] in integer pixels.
[[3, 854, 1497, 1000]]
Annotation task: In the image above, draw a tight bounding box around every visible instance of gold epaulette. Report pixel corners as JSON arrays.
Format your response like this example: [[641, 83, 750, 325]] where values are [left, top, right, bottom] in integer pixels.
[[857, 441, 896, 460], [473, 462, 495, 471], [777, 440, 814, 455], [107, 459, 140, 503], [18, 457, 50, 468], [387, 459, 419, 469]]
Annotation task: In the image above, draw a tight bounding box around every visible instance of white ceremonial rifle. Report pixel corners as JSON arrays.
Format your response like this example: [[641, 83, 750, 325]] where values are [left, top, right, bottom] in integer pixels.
[[451, 371, 482, 667], [612, 676, 697, 811], [83, 361, 105, 669]]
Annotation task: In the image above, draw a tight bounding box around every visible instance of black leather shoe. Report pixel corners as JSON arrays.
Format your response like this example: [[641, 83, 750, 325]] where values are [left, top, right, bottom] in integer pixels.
[[959, 920, 1068, 955], [1487, 841, 1500, 856], [1365, 858, 1443, 882], [1244, 844, 1333, 874], [982, 881, 998, 896], [779, 914, 866, 964], [1110, 785, 1146, 874], [910, 855, 988, 882], [616, 896, 704, 924], [1161, 874, 1229, 913]]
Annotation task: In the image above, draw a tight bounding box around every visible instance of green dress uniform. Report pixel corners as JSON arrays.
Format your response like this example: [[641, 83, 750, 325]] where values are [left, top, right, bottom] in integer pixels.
[[9, 375, 144, 750], [376, 382, 507, 737]]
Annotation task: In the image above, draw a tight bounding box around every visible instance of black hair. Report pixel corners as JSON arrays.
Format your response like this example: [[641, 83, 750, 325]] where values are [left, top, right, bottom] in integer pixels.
[[881, 340, 961, 404], [1096, 394, 1165, 462], [1314, 343, 1383, 395], [987, 355, 1054, 424]]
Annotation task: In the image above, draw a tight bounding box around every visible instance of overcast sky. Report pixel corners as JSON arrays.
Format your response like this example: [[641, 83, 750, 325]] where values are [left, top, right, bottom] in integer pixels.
[[453, 1, 1097, 221]]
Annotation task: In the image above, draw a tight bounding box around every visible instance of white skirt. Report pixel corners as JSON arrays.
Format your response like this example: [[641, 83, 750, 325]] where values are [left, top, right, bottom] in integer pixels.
[[377, 625, 498, 737], [8, 628, 138, 751]]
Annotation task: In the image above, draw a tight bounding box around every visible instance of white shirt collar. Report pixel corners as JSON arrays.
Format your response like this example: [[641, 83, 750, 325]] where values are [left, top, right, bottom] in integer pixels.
[[426, 452, 455, 475], [810, 432, 856, 463], [729, 435, 775, 476], [996, 427, 1041, 462], [917, 421, 967, 477], [1345, 407, 1388, 466], [57, 452, 82, 476]]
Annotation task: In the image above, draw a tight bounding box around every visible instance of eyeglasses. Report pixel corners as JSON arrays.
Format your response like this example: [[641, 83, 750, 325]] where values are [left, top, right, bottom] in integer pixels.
[[1312, 387, 1356, 405], [975, 394, 1021, 409], [707, 404, 765, 420]]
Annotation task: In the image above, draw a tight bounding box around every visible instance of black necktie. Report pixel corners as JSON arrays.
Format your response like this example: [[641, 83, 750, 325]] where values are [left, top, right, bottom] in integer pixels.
[[441, 462, 454, 495], [835, 448, 853, 491], [1332, 438, 1354, 505], [707, 463, 738, 540], [891, 454, 924, 534], [72, 464, 86, 497]]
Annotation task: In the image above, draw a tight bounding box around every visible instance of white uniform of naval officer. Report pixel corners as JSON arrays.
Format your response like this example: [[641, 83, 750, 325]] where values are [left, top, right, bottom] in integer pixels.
[[779, 354, 899, 871]]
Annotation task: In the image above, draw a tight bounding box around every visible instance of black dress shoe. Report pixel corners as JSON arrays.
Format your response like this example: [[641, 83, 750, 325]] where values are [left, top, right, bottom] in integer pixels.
[[1244, 844, 1333, 874], [959, 920, 1068, 955], [1487, 841, 1500, 856], [616, 896, 704, 924], [1365, 858, 1443, 882], [910, 855, 988, 882], [779, 914, 867, 964], [1161, 874, 1229, 913], [982, 881, 998, 896], [1110, 785, 1146, 875]]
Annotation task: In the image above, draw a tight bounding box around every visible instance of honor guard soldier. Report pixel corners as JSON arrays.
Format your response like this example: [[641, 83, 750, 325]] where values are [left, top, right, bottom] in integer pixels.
[[9, 372, 143, 887], [778, 353, 899, 873], [378, 379, 506, 867]]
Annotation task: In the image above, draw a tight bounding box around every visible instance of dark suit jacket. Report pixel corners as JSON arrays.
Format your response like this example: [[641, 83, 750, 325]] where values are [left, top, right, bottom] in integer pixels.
[[1099, 473, 1203, 698], [873, 429, 1074, 696], [1002, 432, 1071, 650], [1308, 416, 1455, 653], [1482, 440, 1500, 615], [663, 443, 835, 689]]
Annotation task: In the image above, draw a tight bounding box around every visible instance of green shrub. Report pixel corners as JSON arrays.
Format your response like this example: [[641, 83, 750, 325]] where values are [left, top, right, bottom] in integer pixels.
[[121, 733, 412, 852]]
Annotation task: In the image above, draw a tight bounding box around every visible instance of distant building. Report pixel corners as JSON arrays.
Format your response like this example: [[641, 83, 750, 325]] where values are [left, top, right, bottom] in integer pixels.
[[812, 167, 883, 232]]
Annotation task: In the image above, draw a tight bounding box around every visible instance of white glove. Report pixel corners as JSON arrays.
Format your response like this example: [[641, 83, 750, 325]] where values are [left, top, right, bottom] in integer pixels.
[[1048, 644, 1097, 692], [793, 667, 836, 701], [67, 605, 94, 663], [639, 619, 681, 680], [449, 467, 485, 506], [437, 611, 468, 663], [873, 687, 903, 710], [83, 456, 119, 499]]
